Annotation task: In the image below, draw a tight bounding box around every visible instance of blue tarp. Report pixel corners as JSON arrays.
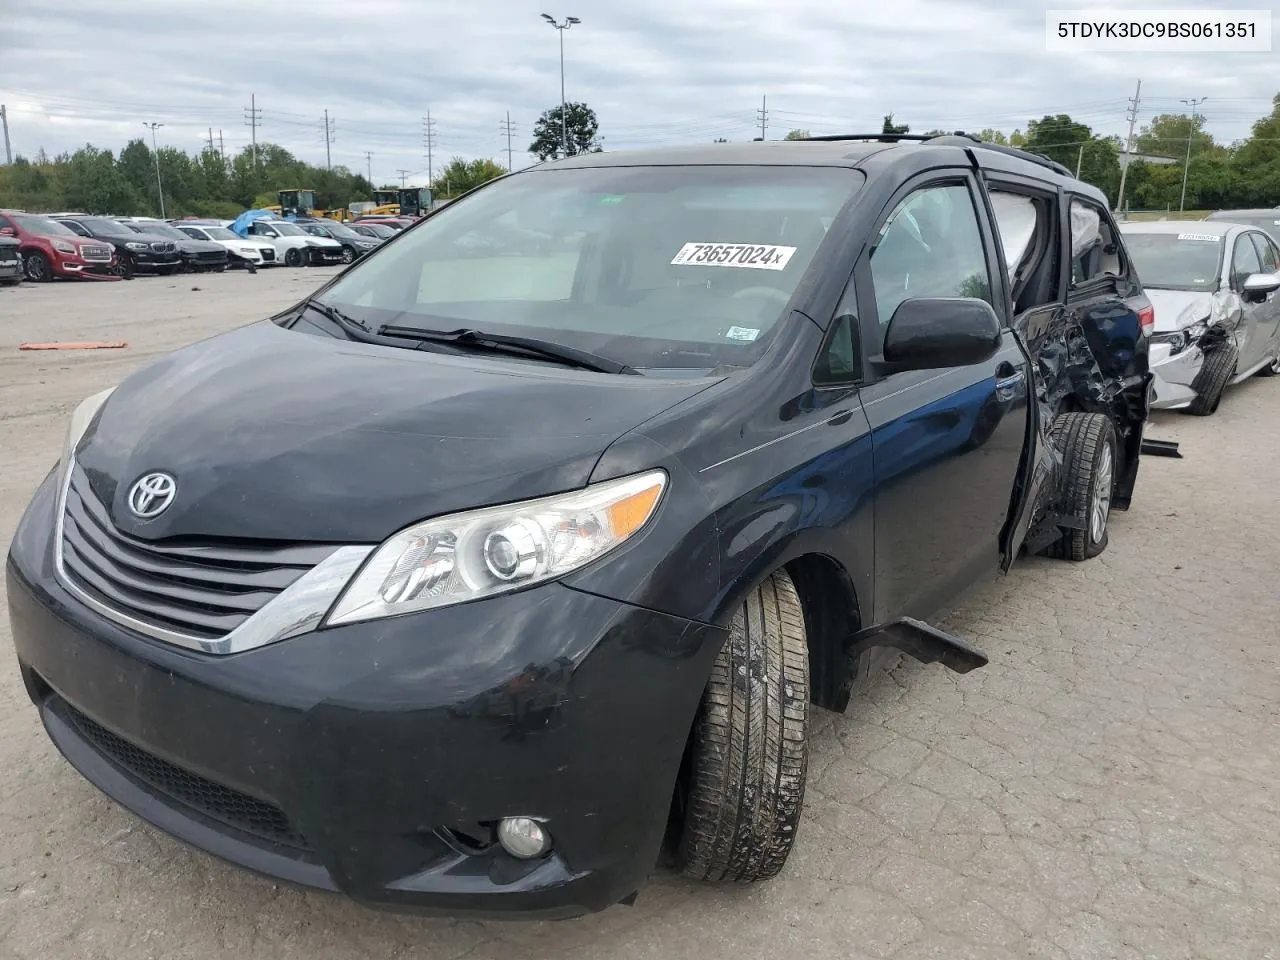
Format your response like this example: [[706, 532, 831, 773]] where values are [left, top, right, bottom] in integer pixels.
[[229, 209, 277, 238]]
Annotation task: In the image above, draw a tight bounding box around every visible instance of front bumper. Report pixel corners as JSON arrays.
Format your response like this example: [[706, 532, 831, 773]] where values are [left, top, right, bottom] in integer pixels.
[[6, 470, 724, 918], [52, 257, 119, 280], [0, 258, 20, 280], [1147, 340, 1205, 410], [130, 250, 183, 270], [306, 246, 345, 264]]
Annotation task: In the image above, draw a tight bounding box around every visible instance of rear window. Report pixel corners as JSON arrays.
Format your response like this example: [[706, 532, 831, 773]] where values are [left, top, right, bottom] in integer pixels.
[[318, 165, 864, 373], [1123, 232, 1223, 292]]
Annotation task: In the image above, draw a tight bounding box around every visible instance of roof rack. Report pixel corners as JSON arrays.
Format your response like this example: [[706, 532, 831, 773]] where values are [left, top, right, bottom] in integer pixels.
[[797, 130, 1074, 178]]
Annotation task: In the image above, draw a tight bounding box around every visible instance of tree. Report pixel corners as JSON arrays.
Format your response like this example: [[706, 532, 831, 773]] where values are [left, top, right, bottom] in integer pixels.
[[1232, 94, 1280, 206], [882, 113, 909, 135], [431, 157, 507, 198], [976, 128, 1009, 145], [1024, 114, 1121, 203], [61, 145, 140, 214], [783, 129, 810, 140], [529, 102, 601, 161]]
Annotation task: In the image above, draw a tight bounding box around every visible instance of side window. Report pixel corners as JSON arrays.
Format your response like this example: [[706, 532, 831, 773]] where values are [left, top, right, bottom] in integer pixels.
[[62, 220, 91, 237], [814, 314, 860, 385], [1069, 198, 1123, 286], [1231, 234, 1262, 289], [1248, 232, 1278, 273], [0, 215, 12, 231], [987, 186, 1058, 312], [868, 182, 994, 331]]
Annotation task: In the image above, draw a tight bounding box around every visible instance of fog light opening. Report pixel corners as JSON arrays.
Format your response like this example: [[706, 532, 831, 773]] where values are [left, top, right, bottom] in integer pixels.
[[497, 817, 552, 859]]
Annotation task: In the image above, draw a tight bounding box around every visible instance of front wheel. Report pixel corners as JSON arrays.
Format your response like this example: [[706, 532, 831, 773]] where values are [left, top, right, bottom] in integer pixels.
[[1186, 342, 1238, 415], [23, 251, 51, 282], [676, 569, 809, 882], [1043, 412, 1117, 562], [118, 254, 135, 280], [284, 248, 303, 267], [340, 246, 356, 264]]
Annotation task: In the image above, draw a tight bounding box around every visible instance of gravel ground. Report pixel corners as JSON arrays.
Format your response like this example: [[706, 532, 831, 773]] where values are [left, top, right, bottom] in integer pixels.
[[2, 269, 1279, 960]]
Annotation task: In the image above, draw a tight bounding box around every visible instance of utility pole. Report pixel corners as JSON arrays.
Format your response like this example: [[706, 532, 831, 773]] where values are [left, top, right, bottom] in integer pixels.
[[143, 122, 166, 218], [207, 127, 215, 153], [501, 112, 516, 171], [541, 14, 580, 157], [757, 94, 768, 140], [422, 112, 437, 185], [396, 168, 411, 187], [322, 109, 335, 170], [1076, 144, 1084, 177], [1179, 97, 1206, 214], [364, 151, 373, 185], [1114, 79, 1141, 216], [0, 105, 11, 165], [218, 129, 226, 165], [244, 93, 261, 169]]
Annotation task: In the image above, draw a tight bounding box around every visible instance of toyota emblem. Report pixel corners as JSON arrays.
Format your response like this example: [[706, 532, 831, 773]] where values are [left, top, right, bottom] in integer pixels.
[[127, 472, 177, 519]]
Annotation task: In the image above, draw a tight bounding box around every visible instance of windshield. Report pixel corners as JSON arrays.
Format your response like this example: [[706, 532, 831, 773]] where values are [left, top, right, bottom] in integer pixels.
[[323, 222, 362, 239], [1124, 232, 1223, 292], [317, 165, 862, 372], [272, 222, 307, 236], [202, 226, 238, 240], [13, 214, 78, 238], [365, 224, 396, 238], [78, 217, 135, 237]]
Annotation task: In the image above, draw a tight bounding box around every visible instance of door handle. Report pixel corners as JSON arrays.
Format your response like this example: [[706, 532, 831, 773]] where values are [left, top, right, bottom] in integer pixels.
[[994, 362, 1024, 395]]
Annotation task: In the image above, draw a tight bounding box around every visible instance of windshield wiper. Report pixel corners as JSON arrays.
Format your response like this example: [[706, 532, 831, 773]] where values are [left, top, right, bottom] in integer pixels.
[[376, 324, 639, 375], [299, 298, 374, 338]]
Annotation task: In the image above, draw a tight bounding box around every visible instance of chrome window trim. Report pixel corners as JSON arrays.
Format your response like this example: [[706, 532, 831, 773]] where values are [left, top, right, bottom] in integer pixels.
[[51, 458, 373, 656]]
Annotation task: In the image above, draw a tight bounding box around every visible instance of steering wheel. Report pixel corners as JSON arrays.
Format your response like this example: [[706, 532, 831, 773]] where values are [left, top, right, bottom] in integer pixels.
[[730, 286, 791, 306]]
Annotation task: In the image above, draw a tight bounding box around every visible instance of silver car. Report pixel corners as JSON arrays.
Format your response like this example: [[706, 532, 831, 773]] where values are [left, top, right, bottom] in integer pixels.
[[1119, 220, 1280, 414]]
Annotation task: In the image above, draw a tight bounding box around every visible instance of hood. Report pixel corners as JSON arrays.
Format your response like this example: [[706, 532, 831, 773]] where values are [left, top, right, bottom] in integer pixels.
[[304, 236, 342, 247], [1144, 289, 1214, 332], [174, 237, 224, 254], [115, 231, 175, 246], [75, 320, 715, 543]]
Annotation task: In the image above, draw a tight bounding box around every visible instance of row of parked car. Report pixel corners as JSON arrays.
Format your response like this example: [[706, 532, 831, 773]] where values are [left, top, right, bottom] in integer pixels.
[[0, 210, 418, 283]]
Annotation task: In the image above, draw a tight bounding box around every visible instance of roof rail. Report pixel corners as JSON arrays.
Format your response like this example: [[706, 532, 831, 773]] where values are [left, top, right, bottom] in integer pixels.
[[800, 133, 939, 143], [932, 136, 1075, 177], [798, 130, 1075, 178]]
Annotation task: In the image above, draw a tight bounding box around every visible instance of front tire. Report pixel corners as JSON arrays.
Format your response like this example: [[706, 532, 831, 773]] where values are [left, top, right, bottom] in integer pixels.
[[23, 251, 51, 282], [1186, 342, 1237, 415], [1043, 412, 1117, 562], [677, 569, 809, 883], [340, 245, 356, 264], [284, 248, 303, 267]]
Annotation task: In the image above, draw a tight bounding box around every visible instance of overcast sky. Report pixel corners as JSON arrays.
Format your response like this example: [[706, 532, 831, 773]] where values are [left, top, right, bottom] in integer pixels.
[[2, 0, 1275, 187]]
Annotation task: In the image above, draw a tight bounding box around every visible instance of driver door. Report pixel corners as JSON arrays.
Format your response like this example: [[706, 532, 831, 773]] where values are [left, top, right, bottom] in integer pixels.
[[1229, 232, 1268, 371], [854, 174, 1032, 623]]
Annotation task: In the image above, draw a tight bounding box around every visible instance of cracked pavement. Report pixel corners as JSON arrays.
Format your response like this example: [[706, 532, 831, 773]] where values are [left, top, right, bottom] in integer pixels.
[[2, 271, 1279, 959]]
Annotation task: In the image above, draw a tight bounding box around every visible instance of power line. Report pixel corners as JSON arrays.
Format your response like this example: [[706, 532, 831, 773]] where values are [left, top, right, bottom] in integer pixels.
[[500, 111, 516, 171], [243, 93, 261, 168], [422, 111, 437, 185], [396, 168, 411, 187]]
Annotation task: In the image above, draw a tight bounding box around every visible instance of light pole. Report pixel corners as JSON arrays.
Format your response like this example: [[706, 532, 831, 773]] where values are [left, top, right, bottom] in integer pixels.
[[143, 122, 165, 218], [540, 13, 580, 158], [1179, 97, 1206, 213]]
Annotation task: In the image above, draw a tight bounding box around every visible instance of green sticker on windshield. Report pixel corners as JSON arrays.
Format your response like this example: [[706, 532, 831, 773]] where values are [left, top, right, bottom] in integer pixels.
[[599, 195, 626, 204]]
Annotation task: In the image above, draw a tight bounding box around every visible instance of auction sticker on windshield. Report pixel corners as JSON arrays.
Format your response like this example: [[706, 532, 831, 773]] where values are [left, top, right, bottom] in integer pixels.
[[671, 242, 797, 270], [1177, 233, 1220, 242]]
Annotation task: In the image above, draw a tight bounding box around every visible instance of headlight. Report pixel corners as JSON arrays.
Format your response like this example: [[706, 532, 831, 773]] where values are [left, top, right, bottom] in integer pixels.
[[125, 242, 148, 251], [325, 470, 668, 626], [58, 388, 115, 489], [52, 240, 76, 254]]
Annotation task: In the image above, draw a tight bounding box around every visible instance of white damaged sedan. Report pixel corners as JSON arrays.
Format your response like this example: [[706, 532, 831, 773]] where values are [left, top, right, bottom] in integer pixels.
[[1120, 220, 1280, 415]]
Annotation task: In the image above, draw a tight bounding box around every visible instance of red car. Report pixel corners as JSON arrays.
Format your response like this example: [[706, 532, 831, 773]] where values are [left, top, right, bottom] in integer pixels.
[[0, 211, 120, 282], [351, 216, 416, 231]]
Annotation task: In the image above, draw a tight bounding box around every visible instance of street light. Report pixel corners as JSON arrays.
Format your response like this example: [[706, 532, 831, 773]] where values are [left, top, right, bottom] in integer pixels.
[[541, 13, 580, 158], [1179, 97, 1206, 213], [143, 122, 165, 218]]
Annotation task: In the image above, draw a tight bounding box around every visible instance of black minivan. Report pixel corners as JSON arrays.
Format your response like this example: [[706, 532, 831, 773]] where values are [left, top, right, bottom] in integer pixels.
[[7, 135, 1152, 919]]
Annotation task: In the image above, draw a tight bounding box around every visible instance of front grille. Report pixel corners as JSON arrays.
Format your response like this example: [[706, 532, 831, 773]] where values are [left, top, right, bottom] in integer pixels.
[[196, 250, 226, 261], [80, 245, 112, 262], [51, 694, 311, 852], [59, 463, 336, 641], [0, 248, 16, 262], [260, 248, 275, 261], [150, 241, 176, 253]]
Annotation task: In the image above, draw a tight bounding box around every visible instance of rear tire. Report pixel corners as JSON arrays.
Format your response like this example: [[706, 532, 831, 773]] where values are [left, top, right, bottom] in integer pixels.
[[1186, 342, 1237, 415], [677, 569, 809, 883], [1043, 412, 1117, 562]]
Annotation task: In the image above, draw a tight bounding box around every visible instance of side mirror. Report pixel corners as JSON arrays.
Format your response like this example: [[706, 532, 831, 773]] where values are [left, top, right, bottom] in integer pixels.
[[1242, 272, 1280, 302], [881, 297, 1003, 371]]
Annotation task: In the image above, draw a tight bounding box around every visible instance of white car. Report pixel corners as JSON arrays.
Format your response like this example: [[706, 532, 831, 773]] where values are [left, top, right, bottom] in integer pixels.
[[238, 218, 344, 267], [1120, 220, 1280, 414], [174, 222, 279, 269]]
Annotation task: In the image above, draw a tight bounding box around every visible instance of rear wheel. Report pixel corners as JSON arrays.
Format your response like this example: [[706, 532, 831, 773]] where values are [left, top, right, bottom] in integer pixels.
[[1186, 342, 1238, 415], [284, 248, 303, 267], [23, 251, 51, 282], [676, 569, 809, 883], [1043, 412, 1117, 562]]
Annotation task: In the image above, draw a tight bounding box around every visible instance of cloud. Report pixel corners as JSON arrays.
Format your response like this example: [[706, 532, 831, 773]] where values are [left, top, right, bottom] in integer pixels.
[[1, 0, 1274, 186]]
